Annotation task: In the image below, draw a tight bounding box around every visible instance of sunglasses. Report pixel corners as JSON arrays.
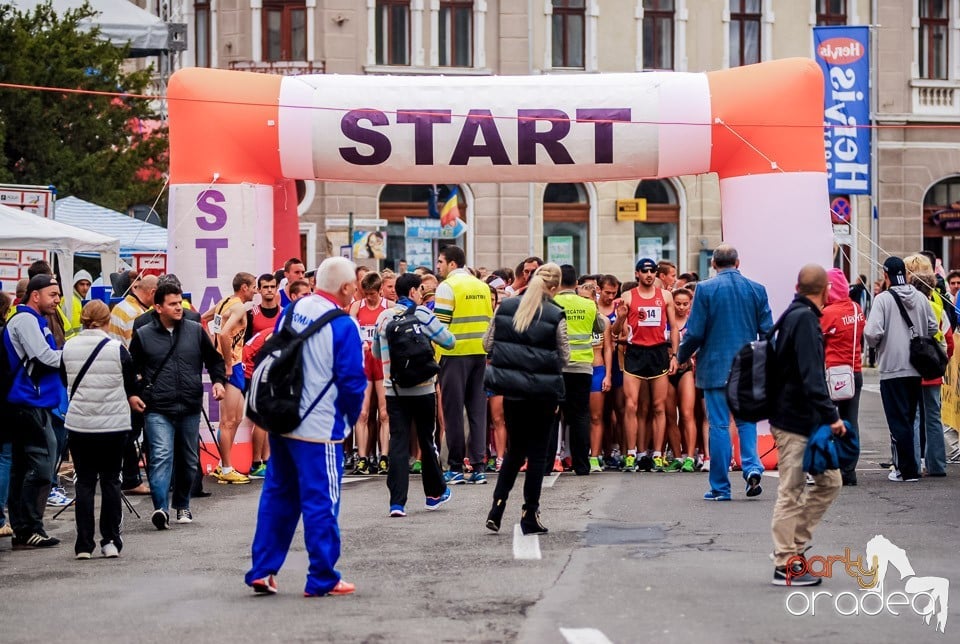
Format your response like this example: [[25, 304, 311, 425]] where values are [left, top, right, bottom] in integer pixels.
[[638, 268, 656, 274]]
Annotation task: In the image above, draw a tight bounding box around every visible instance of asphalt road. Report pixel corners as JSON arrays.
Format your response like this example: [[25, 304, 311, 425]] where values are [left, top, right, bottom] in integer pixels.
[[1, 371, 957, 644]]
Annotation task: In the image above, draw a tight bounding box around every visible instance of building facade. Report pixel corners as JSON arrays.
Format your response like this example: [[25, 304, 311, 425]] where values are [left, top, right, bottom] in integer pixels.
[[148, 0, 958, 282]]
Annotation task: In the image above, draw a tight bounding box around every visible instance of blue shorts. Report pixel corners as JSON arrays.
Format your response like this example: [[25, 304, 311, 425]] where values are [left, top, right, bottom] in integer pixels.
[[611, 359, 624, 389], [229, 363, 246, 393], [591, 365, 607, 393]]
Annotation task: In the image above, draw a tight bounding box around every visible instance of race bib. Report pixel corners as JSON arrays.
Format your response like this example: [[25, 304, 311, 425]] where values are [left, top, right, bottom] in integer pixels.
[[361, 325, 376, 343], [637, 306, 662, 327], [209, 313, 223, 335]]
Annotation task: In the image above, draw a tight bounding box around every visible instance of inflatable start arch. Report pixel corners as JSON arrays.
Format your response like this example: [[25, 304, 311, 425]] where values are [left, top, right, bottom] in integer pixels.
[[167, 57, 831, 316]]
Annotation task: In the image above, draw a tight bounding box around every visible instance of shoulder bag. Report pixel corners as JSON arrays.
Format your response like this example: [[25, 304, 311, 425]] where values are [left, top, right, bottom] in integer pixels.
[[69, 338, 111, 400], [888, 290, 948, 380], [826, 302, 856, 401]]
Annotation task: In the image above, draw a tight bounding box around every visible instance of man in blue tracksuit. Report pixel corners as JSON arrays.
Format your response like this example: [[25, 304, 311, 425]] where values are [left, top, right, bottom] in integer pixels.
[[245, 257, 366, 597]]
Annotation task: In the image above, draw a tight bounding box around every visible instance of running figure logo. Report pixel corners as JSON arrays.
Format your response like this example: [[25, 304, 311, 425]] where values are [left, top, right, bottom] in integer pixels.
[[866, 535, 949, 633]]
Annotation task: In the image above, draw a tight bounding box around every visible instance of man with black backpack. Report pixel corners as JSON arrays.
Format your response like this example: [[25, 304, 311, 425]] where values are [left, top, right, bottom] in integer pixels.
[[768, 265, 847, 586], [245, 256, 366, 598], [372, 273, 456, 517]]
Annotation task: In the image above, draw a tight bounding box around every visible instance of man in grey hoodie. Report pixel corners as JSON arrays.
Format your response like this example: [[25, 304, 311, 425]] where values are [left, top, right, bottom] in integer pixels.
[[864, 256, 939, 482]]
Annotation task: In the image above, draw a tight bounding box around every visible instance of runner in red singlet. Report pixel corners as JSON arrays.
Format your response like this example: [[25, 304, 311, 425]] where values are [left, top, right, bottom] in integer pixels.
[[611, 258, 678, 472], [348, 271, 393, 475]]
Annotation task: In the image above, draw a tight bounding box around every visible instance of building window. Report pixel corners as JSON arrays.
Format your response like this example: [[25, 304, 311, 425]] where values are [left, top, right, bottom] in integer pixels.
[[376, 0, 411, 65], [439, 0, 473, 67], [729, 0, 761, 67], [263, 1, 306, 62], [923, 176, 960, 269], [379, 184, 466, 271], [816, 0, 846, 26], [552, 0, 585, 69], [543, 183, 589, 273], [643, 0, 674, 70], [919, 0, 949, 80], [195, 2, 210, 67], [633, 180, 679, 264]]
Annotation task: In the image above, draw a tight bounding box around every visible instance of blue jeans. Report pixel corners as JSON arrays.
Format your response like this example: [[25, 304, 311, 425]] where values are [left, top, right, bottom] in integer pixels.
[[916, 384, 947, 476], [703, 388, 763, 496], [0, 441, 11, 527], [143, 413, 200, 513], [246, 437, 344, 595]]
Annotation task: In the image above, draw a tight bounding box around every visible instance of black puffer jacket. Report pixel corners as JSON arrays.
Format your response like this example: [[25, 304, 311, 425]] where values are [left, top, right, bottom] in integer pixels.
[[769, 295, 840, 437], [484, 296, 566, 401], [129, 316, 226, 417]]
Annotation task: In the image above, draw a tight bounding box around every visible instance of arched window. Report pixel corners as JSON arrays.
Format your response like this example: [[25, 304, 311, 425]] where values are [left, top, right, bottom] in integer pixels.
[[633, 179, 679, 265], [378, 184, 467, 271], [543, 183, 589, 273], [923, 175, 960, 269]]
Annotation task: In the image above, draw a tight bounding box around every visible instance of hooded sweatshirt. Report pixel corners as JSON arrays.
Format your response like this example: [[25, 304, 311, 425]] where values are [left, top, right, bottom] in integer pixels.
[[863, 285, 938, 380], [820, 269, 863, 371]]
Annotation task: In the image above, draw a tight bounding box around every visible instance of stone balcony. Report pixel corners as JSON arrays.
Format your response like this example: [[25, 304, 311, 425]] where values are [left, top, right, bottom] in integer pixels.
[[911, 78, 960, 117], [227, 60, 324, 75]]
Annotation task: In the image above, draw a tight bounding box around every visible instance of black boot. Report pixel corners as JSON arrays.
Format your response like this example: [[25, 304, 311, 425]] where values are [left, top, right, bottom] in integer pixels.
[[520, 505, 548, 535], [486, 498, 506, 533]]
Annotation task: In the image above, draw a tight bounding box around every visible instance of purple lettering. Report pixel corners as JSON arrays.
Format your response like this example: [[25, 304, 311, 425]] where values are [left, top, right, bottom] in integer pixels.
[[576, 108, 631, 164], [517, 109, 574, 165], [196, 190, 227, 231], [203, 381, 220, 423], [397, 109, 452, 165], [339, 109, 392, 165], [199, 286, 223, 315], [196, 238, 228, 278], [449, 110, 511, 166]]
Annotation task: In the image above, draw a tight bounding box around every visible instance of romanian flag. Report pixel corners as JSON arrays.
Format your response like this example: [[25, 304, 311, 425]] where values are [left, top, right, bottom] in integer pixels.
[[440, 187, 460, 228]]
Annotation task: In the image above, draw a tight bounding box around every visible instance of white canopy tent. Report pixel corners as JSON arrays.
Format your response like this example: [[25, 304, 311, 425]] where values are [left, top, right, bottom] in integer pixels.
[[10, 0, 170, 56], [0, 203, 120, 315]]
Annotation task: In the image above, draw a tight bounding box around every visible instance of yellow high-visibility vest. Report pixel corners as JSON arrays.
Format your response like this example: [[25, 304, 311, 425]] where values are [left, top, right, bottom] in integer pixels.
[[555, 291, 596, 365], [437, 272, 492, 357]]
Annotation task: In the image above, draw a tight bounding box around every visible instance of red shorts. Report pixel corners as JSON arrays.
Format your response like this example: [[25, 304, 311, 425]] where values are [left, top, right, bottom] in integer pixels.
[[364, 350, 384, 381]]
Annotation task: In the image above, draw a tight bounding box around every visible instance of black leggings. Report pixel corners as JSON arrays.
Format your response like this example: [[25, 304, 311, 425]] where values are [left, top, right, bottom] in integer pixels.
[[493, 398, 557, 513]]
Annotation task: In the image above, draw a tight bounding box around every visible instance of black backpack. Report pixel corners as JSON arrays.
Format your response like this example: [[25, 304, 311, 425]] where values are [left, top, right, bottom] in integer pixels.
[[725, 320, 781, 423], [384, 304, 439, 388], [246, 305, 346, 434]]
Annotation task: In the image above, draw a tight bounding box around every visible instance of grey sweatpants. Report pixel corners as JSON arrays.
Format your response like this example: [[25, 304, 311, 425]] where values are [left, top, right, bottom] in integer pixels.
[[439, 355, 488, 471]]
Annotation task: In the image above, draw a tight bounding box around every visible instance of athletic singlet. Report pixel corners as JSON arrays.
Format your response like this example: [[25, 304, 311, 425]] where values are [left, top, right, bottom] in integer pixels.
[[625, 287, 668, 347], [212, 296, 246, 364], [250, 305, 280, 336], [355, 299, 389, 347]]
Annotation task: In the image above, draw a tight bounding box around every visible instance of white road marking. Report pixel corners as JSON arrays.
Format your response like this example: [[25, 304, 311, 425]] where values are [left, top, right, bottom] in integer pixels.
[[763, 471, 780, 478], [340, 477, 367, 485], [542, 472, 560, 488], [862, 384, 880, 394], [559, 627, 615, 644], [512, 524, 542, 560]]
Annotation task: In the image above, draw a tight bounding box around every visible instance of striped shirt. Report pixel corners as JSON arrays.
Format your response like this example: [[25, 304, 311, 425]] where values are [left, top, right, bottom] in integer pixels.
[[108, 294, 149, 347], [372, 298, 456, 396]]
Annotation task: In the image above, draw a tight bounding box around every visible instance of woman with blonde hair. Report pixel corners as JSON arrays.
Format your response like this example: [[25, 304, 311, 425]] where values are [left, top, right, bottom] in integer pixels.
[[62, 300, 142, 559], [904, 254, 950, 476], [483, 263, 570, 535]]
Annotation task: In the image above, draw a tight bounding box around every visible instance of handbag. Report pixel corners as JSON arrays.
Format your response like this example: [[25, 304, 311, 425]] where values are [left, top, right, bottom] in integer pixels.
[[826, 302, 856, 401], [888, 290, 948, 380]]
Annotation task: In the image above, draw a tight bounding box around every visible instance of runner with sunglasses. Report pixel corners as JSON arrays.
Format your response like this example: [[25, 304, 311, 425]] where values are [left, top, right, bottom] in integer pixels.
[[610, 258, 679, 472]]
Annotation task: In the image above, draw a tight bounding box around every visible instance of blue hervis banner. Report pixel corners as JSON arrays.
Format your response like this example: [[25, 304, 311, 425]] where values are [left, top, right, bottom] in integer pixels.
[[813, 26, 871, 195]]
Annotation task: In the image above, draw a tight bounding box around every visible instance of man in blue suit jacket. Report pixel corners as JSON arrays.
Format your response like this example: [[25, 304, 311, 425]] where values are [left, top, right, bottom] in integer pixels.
[[677, 245, 773, 501]]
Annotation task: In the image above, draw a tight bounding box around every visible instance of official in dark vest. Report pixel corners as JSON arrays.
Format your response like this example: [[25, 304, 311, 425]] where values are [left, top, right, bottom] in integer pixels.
[[483, 263, 570, 535]]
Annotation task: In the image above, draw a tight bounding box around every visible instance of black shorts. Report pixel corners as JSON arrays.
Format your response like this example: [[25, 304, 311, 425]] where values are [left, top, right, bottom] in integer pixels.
[[668, 365, 692, 388], [624, 343, 670, 379]]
